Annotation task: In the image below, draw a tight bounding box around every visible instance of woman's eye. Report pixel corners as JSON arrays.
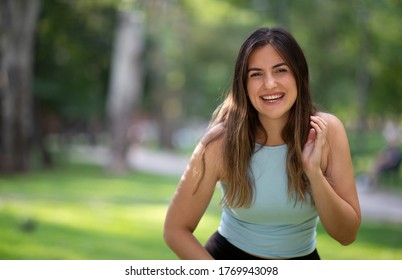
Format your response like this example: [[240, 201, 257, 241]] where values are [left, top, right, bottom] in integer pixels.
[[249, 72, 262, 78], [276, 68, 287, 73]]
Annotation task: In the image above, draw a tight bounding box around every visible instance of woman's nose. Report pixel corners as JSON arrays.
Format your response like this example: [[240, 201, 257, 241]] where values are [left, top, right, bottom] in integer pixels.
[[264, 74, 277, 89]]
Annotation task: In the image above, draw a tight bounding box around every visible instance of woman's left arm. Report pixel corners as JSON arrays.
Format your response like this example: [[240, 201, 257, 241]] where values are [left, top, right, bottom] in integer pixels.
[[302, 112, 361, 245]]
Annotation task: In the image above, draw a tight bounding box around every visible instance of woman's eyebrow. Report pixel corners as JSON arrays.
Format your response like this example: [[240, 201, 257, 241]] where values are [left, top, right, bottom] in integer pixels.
[[272, 62, 287, 69], [247, 67, 262, 72], [247, 62, 288, 72]]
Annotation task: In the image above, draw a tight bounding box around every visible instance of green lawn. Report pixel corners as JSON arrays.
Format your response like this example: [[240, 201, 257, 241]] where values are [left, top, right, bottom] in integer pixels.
[[0, 163, 401, 260]]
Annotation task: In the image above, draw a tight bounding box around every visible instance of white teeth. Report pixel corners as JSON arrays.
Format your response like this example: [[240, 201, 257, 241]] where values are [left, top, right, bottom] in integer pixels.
[[261, 94, 283, 101]]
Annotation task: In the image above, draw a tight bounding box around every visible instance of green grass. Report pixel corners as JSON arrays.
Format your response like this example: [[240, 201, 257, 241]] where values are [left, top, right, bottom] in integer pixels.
[[0, 162, 401, 260]]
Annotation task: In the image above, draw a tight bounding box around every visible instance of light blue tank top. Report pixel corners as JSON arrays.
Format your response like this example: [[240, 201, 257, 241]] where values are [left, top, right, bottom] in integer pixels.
[[218, 144, 318, 259]]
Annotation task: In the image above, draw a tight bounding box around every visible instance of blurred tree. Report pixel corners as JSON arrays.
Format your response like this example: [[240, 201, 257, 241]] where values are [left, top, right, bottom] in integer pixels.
[[355, 0, 371, 152], [289, 0, 359, 119], [0, 0, 41, 173], [171, 0, 268, 120], [33, 0, 116, 167], [367, 0, 402, 117], [106, 9, 144, 173], [3, 0, 400, 173], [142, 0, 183, 149], [290, 0, 402, 121]]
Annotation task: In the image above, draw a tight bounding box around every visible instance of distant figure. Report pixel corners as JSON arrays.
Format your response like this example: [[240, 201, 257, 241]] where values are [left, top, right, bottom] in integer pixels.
[[383, 120, 400, 145], [370, 121, 401, 186]]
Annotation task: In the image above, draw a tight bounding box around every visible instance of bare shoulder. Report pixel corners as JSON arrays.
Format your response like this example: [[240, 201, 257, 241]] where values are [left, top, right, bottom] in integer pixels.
[[316, 112, 351, 172], [193, 123, 225, 180], [200, 123, 224, 145], [317, 112, 345, 129], [317, 112, 348, 140], [317, 112, 354, 175]]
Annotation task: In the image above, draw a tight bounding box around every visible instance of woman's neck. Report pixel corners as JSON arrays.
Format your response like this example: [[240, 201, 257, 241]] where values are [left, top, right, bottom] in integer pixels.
[[258, 116, 288, 146]]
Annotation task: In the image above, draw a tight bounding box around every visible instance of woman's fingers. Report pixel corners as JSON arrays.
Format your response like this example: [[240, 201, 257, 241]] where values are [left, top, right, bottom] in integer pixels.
[[302, 116, 328, 175], [310, 116, 327, 145], [310, 116, 327, 130]]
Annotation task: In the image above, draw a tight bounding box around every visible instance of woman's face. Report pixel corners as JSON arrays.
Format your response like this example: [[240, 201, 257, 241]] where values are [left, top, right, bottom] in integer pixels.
[[246, 44, 297, 126]]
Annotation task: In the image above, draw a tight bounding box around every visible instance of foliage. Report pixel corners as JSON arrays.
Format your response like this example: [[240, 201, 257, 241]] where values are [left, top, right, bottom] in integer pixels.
[[0, 162, 401, 260], [34, 0, 116, 121], [368, 0, 402, 115], [33, 0, 402, 127]]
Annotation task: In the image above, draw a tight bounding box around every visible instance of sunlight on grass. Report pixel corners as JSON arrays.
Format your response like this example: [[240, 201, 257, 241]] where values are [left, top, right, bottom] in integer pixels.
[[316, 222, 402, 259], [0, 164, 178, 259], [1, 162, 401, 260], [0, 200, 177, 259]]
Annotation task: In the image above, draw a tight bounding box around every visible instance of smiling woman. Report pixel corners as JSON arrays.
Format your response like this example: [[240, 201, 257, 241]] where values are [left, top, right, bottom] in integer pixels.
[[246, 45, 298, 134], [164, 27, 361, 260]]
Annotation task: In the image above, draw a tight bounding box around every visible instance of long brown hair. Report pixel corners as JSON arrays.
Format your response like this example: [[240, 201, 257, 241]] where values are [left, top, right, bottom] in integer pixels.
[[199, 27, 316, 208]]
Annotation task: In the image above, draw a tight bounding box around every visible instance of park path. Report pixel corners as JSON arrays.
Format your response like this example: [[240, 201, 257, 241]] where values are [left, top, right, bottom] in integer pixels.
[[71, 145, 402, 223]]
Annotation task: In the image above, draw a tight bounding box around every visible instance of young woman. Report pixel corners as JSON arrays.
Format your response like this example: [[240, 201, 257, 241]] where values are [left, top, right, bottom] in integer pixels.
[[163, 27, 361, 260]]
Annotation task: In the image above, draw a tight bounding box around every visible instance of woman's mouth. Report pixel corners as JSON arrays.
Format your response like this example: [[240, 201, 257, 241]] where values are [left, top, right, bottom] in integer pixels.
[[260, 93, 284, 103]]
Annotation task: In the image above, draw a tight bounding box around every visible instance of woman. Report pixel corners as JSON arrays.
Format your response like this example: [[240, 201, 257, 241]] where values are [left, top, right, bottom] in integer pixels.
[[164, 27, 361, 260]]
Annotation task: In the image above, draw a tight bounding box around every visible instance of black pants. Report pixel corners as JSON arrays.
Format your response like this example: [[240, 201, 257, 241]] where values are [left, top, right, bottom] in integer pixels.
[[205, 231, 320, 260]]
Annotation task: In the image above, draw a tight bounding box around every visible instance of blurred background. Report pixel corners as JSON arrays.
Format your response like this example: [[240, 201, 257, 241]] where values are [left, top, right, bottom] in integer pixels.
[[0, 0, 401, 260]]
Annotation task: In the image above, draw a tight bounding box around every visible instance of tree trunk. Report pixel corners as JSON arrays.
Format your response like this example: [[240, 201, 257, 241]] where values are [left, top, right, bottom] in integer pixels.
[[106, 10, 144, 173], [355, 2, 370, 153], [0, 0, 41, 173]]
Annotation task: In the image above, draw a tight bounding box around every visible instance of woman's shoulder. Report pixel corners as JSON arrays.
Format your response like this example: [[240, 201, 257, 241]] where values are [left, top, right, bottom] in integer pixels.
[[190, 123, 225, 158], [316, 111, 346, 131], [200, 123, 225, 148], [183, 123, 225, 182], [316, 111, 349, 144], [316, 112, 352, 176], [317, 111, 341, 123]]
